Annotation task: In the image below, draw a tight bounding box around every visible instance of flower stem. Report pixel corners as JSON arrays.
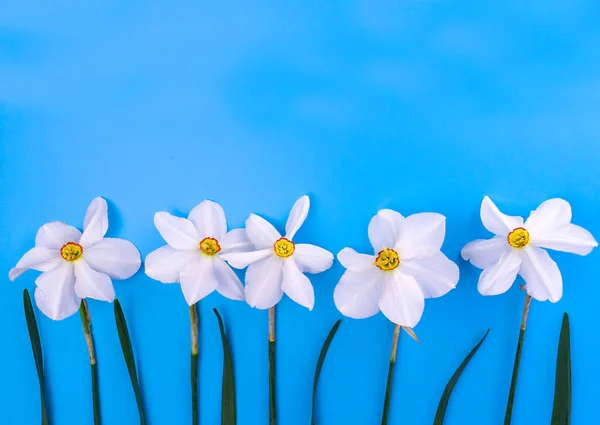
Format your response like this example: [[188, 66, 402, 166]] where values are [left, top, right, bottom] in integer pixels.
[[190, 303, 199, 425], [381, 324, 401, 425], [504, 293, 532, 425], [79, 300, 100, 425], [269, 306, 276, 425]]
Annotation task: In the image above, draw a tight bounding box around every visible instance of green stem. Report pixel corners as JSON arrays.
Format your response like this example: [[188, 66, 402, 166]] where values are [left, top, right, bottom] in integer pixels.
[[190, 303, 199, 425], [269, 306, 276, 425], [504, 293, 532, 425], [381, 324, 401, 425], [80, 300, 100, 425]]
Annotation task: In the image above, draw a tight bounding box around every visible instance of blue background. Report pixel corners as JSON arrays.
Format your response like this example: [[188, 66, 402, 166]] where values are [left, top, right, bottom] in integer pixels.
[[1, 1, 599, 424]]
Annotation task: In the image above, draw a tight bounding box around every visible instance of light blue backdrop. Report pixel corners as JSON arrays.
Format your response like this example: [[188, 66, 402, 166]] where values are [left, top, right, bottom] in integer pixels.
[[2, 1, 599, 424]]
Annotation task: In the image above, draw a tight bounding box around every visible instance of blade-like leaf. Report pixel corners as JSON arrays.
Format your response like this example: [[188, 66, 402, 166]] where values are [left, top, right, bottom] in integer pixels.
[[433, 329, 490, 425], [551, 313, 571, 425], [24, 289, 49, 425], [214, 309, 236, 425], [311, 320, 342, 425], [114, 299, 146, 425]]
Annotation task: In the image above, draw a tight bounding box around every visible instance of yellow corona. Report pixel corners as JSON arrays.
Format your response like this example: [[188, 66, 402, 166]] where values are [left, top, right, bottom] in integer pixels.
[[274, 238, 295, 258], [60, 242, 83, 262], [199, 237, 221, 256], [375, 248, 400, 271], [507, 227, 530, 249]]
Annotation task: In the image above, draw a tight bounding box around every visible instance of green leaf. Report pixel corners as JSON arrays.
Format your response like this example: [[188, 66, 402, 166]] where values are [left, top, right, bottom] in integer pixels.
[[551, 313, 571, 425], [433, 329, 490, 425], [214, 309, 236, 425], [24, 289, 49, 425], [114, 299, 146, 425], [311, 319, 341, 425]]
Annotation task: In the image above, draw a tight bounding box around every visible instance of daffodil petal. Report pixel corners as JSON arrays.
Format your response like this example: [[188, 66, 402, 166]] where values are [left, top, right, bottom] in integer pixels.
[[401, 252, 459, 298], [35, 222, 82, 249], [281, 259, 315, 310], [213, 257, 245, 301], [337, 248, 374, 272], [220, 228, 253, 254], [244, 256, 283, 309], [477, 250, 521, 296], [396, 213, 446, 259], [333, 269, 382, 319], [294, 244, 334, 274], [377, 209, 404, 239], [378, 271, 425, 327], [524, 198, 572, 235], [188, 200, 227, 240], [461, 237, 509, 269], [530, 224, 597, 256], [285, 195, 310, 240], [520, 246, 563, 302], [480, 196, 524, 236], [368, 213, 396, 252], [80, 197, 109, 247], [180, 257, 219, 305], [145, 245, 200, 283], [84, 238, 141, 280], [221, 249, 272, 269], [74, 260, 115, 302], [34, 263, 80, 321], [154, 212, 199, 250], [246, 214, 281, 249], [9, 247, 62, 281]]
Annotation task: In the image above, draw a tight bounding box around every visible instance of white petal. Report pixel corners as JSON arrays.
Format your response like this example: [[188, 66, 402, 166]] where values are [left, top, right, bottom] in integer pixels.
[[80, 197, 109, 247], [154, 212, 199, 250], [84, 238, 141, 280], [337, 248, 375, 272], [401, 252, 459, 298], [244, 256, 283, 309], [524, 199, 572, 235], [213, 258, 245, 301], [74, 260, 115, 302], [9, 247, 62, 281], [221, 249, 272, 269], [285, 195, 310, 240], [34, 263, 81, 321], [368, 213, 396, 252], [294, 244, 334, 274], [145, 246, 200, 283], [246, 214, 281, 249], [188, 200, 227, 240], [530, 224, 597, 256], [220, 228, 253, 254], [477, 250, 522, 296], [377, 209, 404, 239], [35, 222, 82, 248], [333, 269, 382, 319], [480, 196, 524, 236], [461, 237, 509, 269], [180, 257, 219, 305], [378, 271, 425, 327], [520, 246, 562, 302], [396, 213, 446, 259], [281, 259, 315, 310]]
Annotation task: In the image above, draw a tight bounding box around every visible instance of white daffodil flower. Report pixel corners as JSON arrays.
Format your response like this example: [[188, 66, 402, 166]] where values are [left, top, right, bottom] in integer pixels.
[[221, 195, 334, 310], [461, 196, 597, 302], [145, 200, 253, 306], [333, 209, 459, 328], [9, 197, 141, 321]]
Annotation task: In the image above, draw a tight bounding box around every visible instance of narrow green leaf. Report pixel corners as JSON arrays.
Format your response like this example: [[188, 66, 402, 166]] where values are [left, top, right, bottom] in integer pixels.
[[433, 329, 490, 425], [213, 309, 236, 425], [311, 319, 341, 425], [24, 289, 49, 425], [114, 299, 146, 425], [551, 313, 571, 425]]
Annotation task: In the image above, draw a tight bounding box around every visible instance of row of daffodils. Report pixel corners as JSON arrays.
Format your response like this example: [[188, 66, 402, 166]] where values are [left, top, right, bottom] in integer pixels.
[[10, 195, 597, 425]]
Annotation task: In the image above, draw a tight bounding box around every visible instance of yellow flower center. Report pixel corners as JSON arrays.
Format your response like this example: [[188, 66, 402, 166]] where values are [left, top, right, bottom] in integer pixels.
[[60, 242, 83, 262], [507, 227, 530, 249], [375, 248, 400, 271], [274, 238, 295, 258], [199, 237, 221, 256]]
